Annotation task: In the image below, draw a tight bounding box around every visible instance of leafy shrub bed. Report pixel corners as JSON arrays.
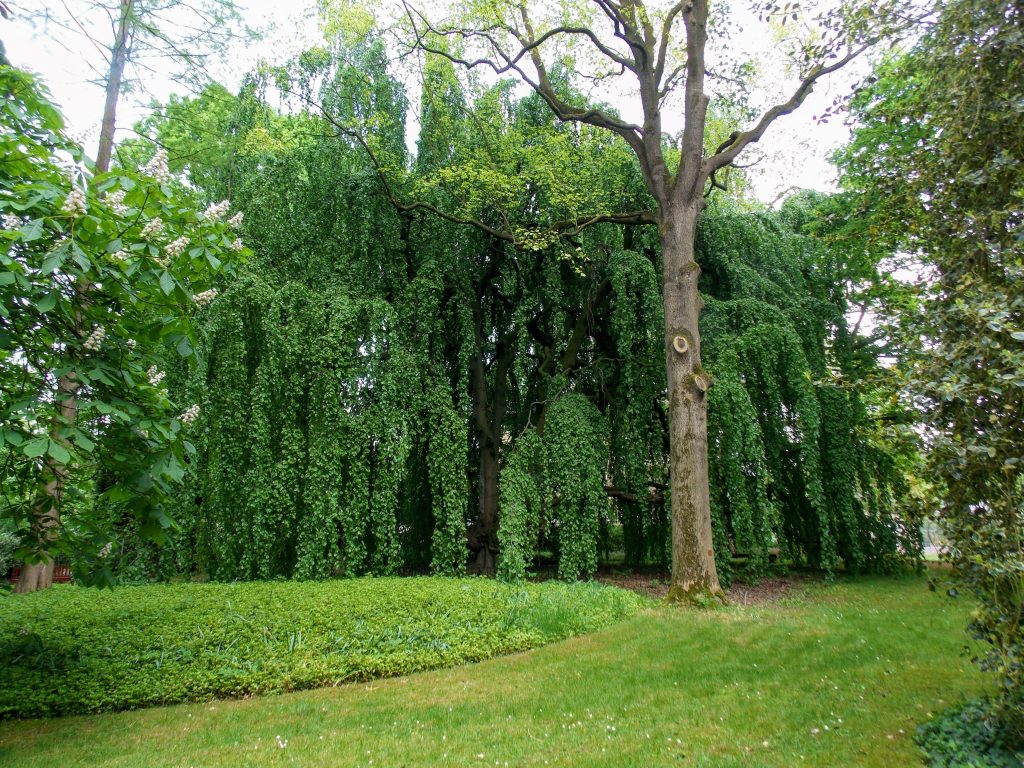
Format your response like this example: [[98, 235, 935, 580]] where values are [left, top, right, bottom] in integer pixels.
[[917, 699, 1024, 767], [0, 577, 645, 718]]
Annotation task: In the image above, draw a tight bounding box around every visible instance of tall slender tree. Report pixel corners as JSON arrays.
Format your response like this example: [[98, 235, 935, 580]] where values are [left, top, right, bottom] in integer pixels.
[[7, 0, 246, 591]]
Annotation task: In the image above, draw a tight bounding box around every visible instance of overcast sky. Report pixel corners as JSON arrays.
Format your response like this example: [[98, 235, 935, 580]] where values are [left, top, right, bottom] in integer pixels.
[[3, 0, 862, 204]]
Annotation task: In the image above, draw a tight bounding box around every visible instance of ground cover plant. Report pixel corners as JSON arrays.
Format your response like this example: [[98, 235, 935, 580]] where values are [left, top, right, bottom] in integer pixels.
[[0, 575, 986, 767], [0, 577, 645, 718]]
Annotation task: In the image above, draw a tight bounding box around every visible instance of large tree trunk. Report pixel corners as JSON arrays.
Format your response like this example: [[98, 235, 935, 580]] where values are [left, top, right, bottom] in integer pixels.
[[466, 291, 514, 576], [661, 206, 724, 602]]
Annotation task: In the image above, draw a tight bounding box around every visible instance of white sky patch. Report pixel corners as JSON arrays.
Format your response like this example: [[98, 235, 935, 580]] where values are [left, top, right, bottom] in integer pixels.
[[2, 0, 862, 205]]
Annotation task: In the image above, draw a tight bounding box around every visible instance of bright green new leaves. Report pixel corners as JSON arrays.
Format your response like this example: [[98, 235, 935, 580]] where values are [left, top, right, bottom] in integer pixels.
[[0, 63, 245, 584]]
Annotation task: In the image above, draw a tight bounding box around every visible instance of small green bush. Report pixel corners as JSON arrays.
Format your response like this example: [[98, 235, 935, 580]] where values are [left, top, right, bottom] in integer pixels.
[[0, 528, 18, 577], [917, 699, 1024, 767], [0, 577, 645, 718]]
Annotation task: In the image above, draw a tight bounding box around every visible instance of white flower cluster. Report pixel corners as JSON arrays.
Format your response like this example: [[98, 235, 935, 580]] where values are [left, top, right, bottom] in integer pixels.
[[83, 326, 105, 352], [178, 404, 200, 424], [143, 149, 171, 184], [98, 542, 112, 558], [2, 213, 20, 230], [141, 217, 163, 241], [203, 199, 231, 220], [228, 211, 244, 228], [194, 288, 218, 307], [61, 187, 87, 217], [112, 249, 128, 262], [230, 237, 243, 252], [125, 338, 136, 350], [147, 366, 165, 387], [164, 236, 189, 260], [106, 189, 127, 215]]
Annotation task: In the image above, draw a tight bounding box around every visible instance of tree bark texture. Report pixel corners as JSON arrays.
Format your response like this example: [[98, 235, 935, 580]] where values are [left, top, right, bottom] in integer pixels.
[[95, 0, 133, 175], [660, 207, 724, 601]]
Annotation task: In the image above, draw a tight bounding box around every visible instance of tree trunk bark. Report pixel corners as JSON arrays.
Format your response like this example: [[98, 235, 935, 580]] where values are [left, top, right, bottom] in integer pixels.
[[660, 206, 725, 602], [95, 0, 133, 175], [472, 439, 500, 574], [14, 561, 54, 593]]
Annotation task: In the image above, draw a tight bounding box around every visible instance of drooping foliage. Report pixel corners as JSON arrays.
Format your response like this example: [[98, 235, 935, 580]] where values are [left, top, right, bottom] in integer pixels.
[[108, 35, 918, 587], [699, 199, 921, 581]]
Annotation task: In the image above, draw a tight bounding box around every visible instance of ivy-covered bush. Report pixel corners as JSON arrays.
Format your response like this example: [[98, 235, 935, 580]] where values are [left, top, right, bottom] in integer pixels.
[[834, 0, 1024, 740], [0, 577, 646, 718], [917, 699, 1024, 768]]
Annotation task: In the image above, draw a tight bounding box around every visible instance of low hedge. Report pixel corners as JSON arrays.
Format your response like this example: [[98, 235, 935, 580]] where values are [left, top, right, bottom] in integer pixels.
[[0, 577, 645, 718]]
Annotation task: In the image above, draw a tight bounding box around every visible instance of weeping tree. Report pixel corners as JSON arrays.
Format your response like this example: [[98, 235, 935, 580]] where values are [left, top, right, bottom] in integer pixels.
[[115, 28, 920, 585], [397, 0, 911, 599]]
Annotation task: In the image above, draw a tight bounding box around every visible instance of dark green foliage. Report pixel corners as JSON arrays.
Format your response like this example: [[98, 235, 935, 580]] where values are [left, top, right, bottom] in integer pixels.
[[699, 196, 921, 584], [179, 277, 425, 580], [0, 527, 17, 576], [498, 395, 608, 581], [0, 578, 645, 718], [917, 699, 1024, 767], [835, 0, 1024, 728], [114, 40, 918, 587]]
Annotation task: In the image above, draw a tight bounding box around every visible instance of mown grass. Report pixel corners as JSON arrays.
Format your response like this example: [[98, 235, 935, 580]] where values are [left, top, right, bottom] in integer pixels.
[[0, 577, 646, 718], [0, 574, 985, 767]]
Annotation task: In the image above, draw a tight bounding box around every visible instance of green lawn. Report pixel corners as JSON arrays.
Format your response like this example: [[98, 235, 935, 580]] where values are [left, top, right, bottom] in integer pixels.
[[0, 574, 984, 767]]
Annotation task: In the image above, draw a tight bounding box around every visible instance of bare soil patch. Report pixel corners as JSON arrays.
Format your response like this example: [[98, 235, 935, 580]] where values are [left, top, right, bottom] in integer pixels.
[[597, 572, 807, 604]]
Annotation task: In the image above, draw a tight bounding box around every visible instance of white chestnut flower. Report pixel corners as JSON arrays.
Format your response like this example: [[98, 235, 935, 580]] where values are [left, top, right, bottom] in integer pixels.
[[2, 213, 20, 230], [143, 149, 171, 185], [106, 189, 127, 216], [111, 249, 128, 262], [147, 366, 165, 387], [83, 326, 105, 352], [98, 542, 112, 558], [203, 199, 230, 220], [140, 217, 163, 240], [125, 338, 137, 350], [178, 404, 200, 424], [61, 187, 88, 217], [227, 211, 244, 228], [164, 236, 189, 260], [230, 237, 243, 252], [194, 288, 218, 307]]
